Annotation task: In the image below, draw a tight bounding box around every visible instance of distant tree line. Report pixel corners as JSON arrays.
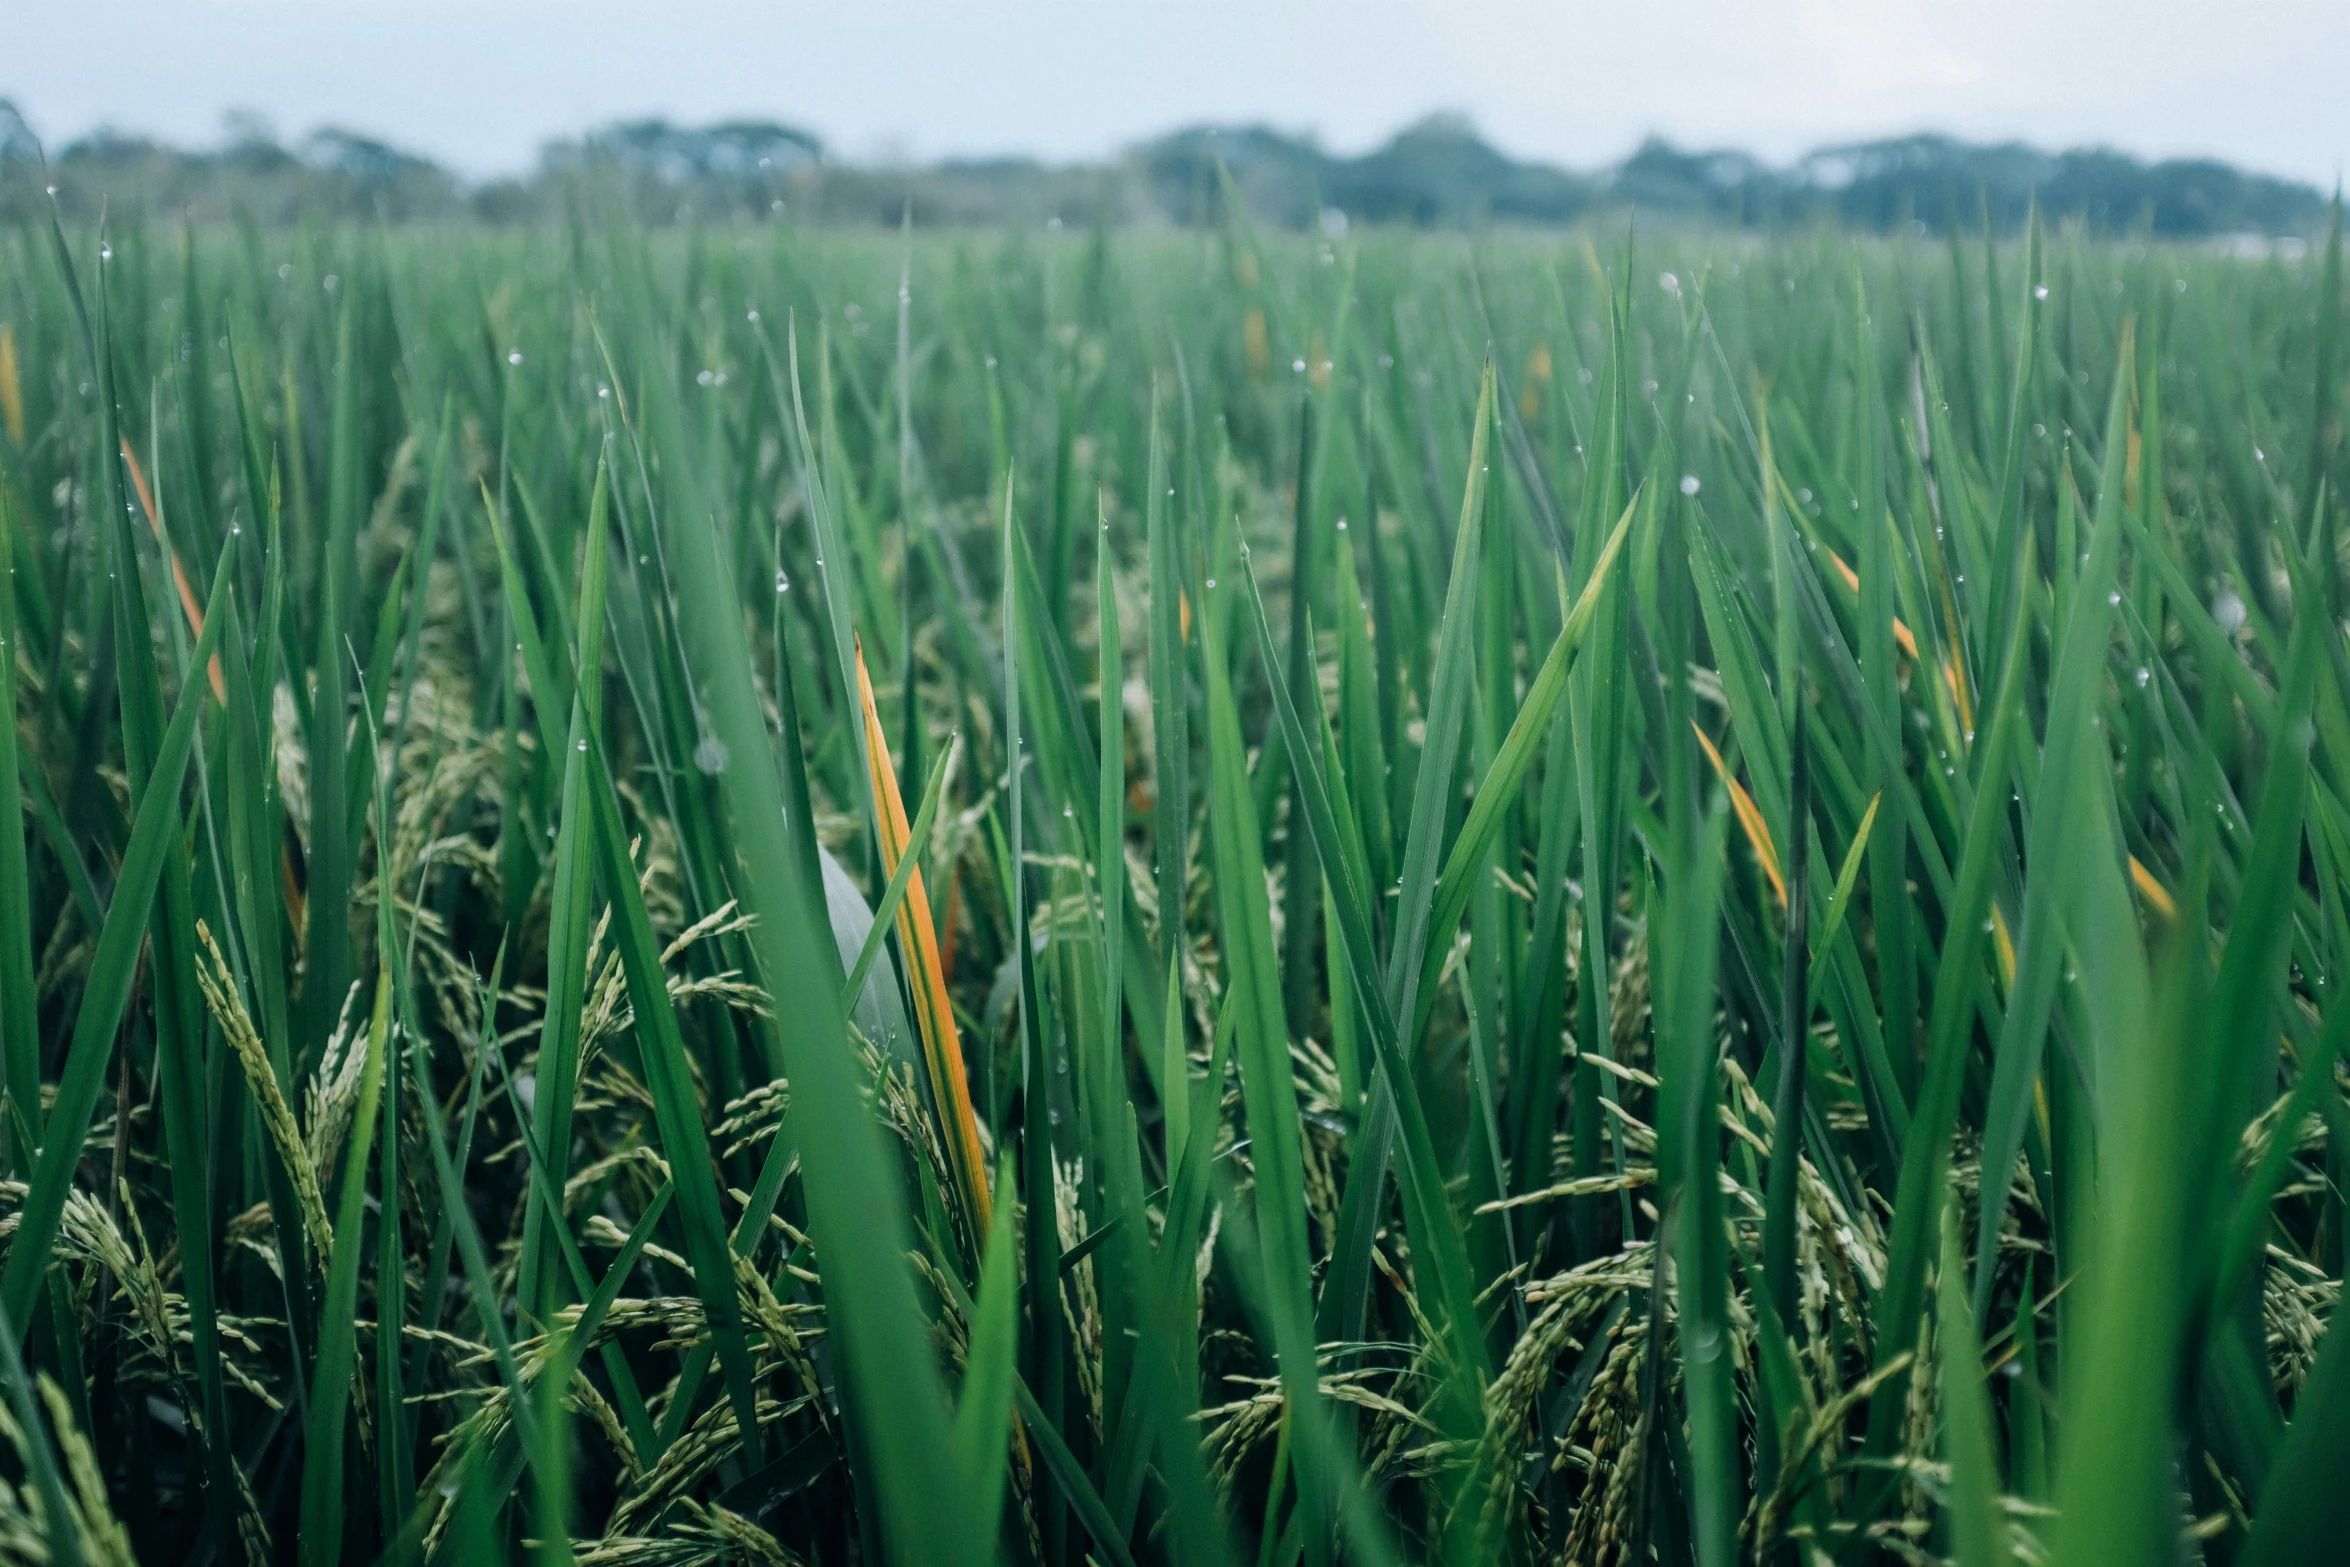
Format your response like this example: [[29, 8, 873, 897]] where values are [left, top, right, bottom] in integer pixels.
[[0, 99, 2326, 236]]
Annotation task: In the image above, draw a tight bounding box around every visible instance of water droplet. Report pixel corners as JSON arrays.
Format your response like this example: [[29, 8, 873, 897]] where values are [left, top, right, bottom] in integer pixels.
[[1205, 578, 1216, 589], [698, 370, 714, 386], [508, 351, 523, 365], [1336, 517, 1349, 531], [2212, 590, 2247, 632], [99, 244, 112, 261], [2135, 666, 2151, 688], [576, 739, 588, 752], [2034, 284, 2049, 300], [775, 570, 791, 593], [1678, 474, 1701, 497], [747, 309, 760, 322], [1292, 358, 1306, 373], [1983, 919, 1995, 933], [2107, 591, 2121, 606]]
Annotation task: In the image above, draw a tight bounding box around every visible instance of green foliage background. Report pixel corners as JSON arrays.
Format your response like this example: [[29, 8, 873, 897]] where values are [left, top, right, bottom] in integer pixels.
[[0, 196, 2344, 1566]]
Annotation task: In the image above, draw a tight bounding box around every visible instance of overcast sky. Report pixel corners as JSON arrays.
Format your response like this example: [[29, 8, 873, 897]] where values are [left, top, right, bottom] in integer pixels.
[[11, 0, 2346, 185]]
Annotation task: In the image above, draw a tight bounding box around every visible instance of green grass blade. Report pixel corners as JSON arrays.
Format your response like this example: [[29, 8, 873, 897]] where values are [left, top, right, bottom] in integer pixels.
[[1939, 1195, 2012, 1567], [302, 298, 361, 1080], [1232, 550, 1493, 1491], [1199, 566, 1333, 1565], [518, 468, 609, 1320], [0, 1292, 84, 1567], [1863, 594, 2031, 1456], [1967, 328, 2142, 1323], [1408, 490, 1634, 1043], [0, 546, 232, 1333], [1321, 361, 1497, 1351], [1144, 389, 1191, 973], [1808, 789, 1880, 980], [0, 495, 36, 1153], [297, 967, 389, 1567], [664, 409, 977, 1567], [1011, 1379, 1141, 1567], [2241, 1275, 2350, 1567], [954, 1157, 1020, 1554], [576, 730, 766, 1463]]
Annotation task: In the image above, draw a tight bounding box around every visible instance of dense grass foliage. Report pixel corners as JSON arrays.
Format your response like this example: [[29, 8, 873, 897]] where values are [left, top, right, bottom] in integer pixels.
[[0, 203, 2344, 1567]]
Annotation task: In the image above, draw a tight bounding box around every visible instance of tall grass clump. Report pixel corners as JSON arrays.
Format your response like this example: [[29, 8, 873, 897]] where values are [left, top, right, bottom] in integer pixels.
[[0, 192, 2343, 1567]]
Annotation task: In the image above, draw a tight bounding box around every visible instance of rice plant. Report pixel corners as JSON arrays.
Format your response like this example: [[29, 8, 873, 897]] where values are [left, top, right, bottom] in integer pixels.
[[0, 195, 2343, 1567]]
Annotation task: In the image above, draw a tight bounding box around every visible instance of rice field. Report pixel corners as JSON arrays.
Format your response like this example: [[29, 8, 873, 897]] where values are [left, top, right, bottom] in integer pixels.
[[0, 201, 2343, 1566]]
